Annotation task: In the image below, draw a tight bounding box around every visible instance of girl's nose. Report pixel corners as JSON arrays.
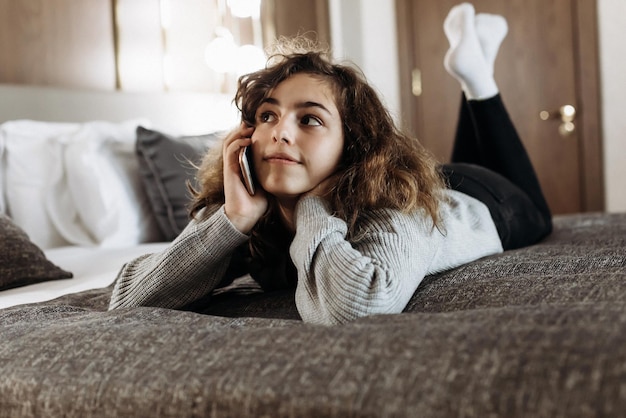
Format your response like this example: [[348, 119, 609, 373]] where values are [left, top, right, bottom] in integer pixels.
[[273, 120, 294, 144]]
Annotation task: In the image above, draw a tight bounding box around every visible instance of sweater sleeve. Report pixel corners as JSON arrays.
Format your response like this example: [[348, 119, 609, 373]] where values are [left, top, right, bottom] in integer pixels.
[[108, 205, 249, 310], [290, 196, 442, 325]]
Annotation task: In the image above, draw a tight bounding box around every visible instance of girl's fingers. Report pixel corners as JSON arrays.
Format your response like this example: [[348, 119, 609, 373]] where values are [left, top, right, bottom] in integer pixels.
[[224, 123, 254, 146], [223, 124, 254, 165], [221, 124, 266, 233]]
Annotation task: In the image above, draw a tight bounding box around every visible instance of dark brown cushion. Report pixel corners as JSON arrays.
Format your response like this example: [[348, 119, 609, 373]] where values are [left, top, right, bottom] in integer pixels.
[[135, 126, 222, 241], [0, 215, 73, 290]]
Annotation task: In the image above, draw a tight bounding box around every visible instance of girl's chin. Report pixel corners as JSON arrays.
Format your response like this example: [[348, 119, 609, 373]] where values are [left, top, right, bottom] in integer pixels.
[[261, 184, 307, 200], [266, 189, 302, 200]]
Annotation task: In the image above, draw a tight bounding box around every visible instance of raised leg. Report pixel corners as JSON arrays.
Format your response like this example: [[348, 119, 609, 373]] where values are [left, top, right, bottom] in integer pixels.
[[443, 3, 552, 247]]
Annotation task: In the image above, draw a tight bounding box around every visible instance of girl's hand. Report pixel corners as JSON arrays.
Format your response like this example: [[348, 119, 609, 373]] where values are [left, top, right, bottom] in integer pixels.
[[282, 174, 338, 232], [222, 123, 268, 233]]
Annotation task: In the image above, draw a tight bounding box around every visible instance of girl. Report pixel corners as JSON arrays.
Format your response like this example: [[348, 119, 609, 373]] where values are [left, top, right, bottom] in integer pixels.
[[109, 3, 552, 325]]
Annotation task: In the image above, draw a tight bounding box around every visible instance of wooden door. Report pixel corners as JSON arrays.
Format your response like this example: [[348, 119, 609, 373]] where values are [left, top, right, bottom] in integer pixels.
[[396, 0, 603, 214]]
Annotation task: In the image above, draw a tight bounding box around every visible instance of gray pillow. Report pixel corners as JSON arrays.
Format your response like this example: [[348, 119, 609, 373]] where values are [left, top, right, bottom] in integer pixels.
[[0, 215, 73, 291], [135, 126, 222, 241]]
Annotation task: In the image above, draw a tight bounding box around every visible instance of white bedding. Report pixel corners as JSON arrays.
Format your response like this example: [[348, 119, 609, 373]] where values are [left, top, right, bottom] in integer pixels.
[[0, 84, 237, 310], [0, 242, 169, 309]]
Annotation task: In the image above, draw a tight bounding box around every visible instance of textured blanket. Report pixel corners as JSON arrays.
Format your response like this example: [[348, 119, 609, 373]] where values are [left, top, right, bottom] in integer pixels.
[[1, 213, 625, 417]]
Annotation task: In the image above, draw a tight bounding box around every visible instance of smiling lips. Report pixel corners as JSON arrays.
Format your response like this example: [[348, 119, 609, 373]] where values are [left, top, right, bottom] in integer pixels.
[[264, 152, 300, 164]]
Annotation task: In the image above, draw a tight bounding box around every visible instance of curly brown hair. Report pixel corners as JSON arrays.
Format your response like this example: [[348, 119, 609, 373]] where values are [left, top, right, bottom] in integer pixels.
[[190, 39, 444, 236]]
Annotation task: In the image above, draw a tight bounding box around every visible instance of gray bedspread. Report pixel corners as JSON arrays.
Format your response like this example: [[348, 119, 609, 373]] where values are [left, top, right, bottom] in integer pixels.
[[1, 212, 625, 417]]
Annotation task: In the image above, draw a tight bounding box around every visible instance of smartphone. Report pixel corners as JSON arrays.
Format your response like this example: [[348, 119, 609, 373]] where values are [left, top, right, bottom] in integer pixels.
[[238, 146, 256, 195]]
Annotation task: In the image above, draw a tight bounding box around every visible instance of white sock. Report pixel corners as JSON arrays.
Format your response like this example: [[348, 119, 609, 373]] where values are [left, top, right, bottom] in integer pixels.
[[443, 3, 507, 100], [475, 13, 508, 75]]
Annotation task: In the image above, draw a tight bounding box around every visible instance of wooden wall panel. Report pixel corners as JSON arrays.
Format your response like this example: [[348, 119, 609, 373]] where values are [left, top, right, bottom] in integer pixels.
[[0, 0, 294, 93], [0, 0, 116, 90], [262, 0, 330, 47]]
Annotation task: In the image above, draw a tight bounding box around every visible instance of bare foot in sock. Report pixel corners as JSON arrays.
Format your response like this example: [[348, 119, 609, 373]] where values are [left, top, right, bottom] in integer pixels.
[[444, 3, 507, 100]]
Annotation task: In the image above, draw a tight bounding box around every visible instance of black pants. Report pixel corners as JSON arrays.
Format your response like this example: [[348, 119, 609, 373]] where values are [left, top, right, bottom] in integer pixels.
[[442, 94, 552, 250]]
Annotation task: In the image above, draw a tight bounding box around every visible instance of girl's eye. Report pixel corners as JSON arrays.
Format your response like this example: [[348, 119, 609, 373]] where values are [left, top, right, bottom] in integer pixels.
[[301, 115, 322, 126], [258, 112, 275, 123]]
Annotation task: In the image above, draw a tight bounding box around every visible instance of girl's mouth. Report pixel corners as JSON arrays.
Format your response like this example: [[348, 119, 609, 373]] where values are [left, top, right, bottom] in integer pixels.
[[264, 153, 300, 164]]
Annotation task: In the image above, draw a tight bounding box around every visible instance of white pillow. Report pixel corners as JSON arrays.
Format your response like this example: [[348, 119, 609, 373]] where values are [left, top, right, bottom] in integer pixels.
[[60, 120, 163, 247], [2, 119, 163, 249], [2, 120, 81, 248]]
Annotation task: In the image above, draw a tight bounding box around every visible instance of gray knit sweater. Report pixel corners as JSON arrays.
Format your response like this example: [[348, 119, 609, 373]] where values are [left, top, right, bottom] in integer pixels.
[[109, 190, 502, 325]]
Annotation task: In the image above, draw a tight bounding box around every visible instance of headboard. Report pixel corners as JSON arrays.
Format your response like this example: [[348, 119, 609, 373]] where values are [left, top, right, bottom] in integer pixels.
[[0, 84, 240, 135]]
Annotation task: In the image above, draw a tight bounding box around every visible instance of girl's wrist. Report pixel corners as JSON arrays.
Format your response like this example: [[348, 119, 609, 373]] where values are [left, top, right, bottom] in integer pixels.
[[224, 210, 257, 234]]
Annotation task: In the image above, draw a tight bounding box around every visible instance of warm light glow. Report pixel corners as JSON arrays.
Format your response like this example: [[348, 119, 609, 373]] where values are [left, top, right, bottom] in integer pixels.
[[227, 0, 261, 19], [205, 28, 238, 73], [159, 0, 171, 29], [205, 28, 265, 75], [235, 44, 266, 75]]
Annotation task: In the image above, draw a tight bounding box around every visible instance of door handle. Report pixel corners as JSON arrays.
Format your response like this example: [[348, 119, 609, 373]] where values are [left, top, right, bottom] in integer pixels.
[[540, 105, 576, 136]]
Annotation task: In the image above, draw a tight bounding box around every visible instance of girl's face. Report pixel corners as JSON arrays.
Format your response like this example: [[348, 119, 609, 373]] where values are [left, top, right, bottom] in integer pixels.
[[250, 73, 344, 202]]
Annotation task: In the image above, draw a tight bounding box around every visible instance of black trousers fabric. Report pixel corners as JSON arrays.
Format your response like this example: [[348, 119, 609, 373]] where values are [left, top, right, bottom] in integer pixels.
[[443, 94, 552, 250]]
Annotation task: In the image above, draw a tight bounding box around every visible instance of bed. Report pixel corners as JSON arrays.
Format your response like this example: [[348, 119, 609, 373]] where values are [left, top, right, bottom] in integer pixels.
[[1, 84, 625, 417]]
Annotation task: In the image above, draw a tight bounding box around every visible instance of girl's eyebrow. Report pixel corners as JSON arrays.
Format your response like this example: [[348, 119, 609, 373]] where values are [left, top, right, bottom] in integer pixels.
[[261, 97, 333, 115]]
